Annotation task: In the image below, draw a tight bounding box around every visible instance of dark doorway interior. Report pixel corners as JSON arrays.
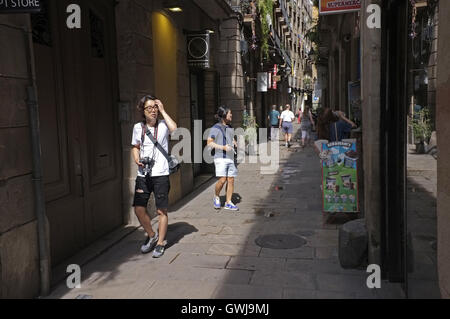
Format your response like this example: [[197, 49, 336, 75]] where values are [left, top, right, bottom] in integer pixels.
[[380, 0, 408, 288], [381, 0, 440, 298]]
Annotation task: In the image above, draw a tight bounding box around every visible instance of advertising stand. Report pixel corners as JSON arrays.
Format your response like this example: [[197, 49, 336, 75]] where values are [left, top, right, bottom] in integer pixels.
[[319, 139, 360, 213]]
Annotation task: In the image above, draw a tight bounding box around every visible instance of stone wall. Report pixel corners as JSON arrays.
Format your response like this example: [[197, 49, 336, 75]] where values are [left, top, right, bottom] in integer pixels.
[[428, 4, 438, 131], [0, 15, 40, 298], [115, 0, 157, 224], [218, 18, 245, 126]]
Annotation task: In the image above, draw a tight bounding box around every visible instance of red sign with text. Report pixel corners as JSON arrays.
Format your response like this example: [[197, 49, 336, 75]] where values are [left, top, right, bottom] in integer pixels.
[[319, 0, 361, 15], [272, 64, 278, 90]]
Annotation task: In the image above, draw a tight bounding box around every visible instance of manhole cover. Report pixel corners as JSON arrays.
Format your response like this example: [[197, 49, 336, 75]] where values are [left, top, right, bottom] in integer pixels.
[[255, 234, 307, 249]]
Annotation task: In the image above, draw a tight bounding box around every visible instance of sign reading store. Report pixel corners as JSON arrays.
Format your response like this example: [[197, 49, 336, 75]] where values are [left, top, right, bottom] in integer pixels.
[[0, 0, 41, 13]]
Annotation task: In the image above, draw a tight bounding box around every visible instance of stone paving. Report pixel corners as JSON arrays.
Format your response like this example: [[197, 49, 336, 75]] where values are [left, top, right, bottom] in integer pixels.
[[406, 147, 440, 298], [48, 124, 405, 299]]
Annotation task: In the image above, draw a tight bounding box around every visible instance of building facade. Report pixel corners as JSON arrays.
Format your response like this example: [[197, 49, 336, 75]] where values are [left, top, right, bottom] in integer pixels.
[[0, 0, 248, 298], [315, 0, 448, 298]]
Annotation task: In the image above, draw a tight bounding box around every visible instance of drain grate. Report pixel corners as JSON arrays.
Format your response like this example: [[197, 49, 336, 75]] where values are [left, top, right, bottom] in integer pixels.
[[255, 234, 307, 250]]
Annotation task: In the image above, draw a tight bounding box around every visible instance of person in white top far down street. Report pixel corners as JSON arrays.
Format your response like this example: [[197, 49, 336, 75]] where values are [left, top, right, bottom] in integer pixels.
[[279, 104, 296, 148]]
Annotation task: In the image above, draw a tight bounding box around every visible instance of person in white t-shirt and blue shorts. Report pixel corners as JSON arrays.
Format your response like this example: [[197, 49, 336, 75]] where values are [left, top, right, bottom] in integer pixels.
[[279, 104, 295, 147]]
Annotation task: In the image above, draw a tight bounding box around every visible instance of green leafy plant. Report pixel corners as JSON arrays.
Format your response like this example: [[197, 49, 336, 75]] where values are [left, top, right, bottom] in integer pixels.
[[305, 24, 321, 46], [243, 111, 259, 143], [304, 77, 312, 88], [257, 0, 274, 58], [411, 108, 432, 143], [241, 0, 251, 14]]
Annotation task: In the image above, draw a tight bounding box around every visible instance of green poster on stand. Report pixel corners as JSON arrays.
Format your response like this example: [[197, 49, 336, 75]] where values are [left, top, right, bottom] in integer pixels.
[[320, 140, 359, 213]]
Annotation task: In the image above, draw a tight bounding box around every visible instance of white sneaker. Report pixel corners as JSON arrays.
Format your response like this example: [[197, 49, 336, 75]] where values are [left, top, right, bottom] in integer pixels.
[[213, 196, 221, 209], [224, 202, 239, 211], [141, 231, 159, 254]]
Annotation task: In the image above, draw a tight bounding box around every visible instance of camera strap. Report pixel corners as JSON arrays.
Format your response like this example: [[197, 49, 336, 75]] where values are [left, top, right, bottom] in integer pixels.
[[141, 122, 159, 161], [141, 122, 158, 144], [142, 122, 171, 163]]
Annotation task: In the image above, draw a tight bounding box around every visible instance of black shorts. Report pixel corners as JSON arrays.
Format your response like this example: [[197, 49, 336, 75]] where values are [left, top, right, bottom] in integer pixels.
[[133, 175, 171, 209]]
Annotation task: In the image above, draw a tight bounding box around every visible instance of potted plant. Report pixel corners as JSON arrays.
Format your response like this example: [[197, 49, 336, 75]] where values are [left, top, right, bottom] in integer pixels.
[[411, 108, 432, 154]]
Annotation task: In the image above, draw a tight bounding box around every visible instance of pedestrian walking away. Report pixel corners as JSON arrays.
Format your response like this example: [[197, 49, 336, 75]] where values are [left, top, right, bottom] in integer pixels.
[[131, 95, 178, 258], [268, 105, 280, 142], [207, 106, 239, 211], [329, 110, 357, 142], [300, 106, 316, 148], [279, 104, 295, 147], [316, 106, 339, 140]]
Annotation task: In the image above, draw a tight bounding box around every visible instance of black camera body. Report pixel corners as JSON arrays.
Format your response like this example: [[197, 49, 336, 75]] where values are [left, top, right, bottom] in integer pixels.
[[140, 157, 155, 176]]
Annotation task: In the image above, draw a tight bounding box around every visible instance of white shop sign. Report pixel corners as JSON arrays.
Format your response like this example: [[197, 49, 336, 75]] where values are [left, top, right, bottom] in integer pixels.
[[0, 0, 41, 13]]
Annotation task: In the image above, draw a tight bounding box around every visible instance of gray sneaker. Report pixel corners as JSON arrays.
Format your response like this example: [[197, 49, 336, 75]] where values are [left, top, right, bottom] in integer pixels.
[[152, 245, 165, 258], [141, 232, 158, 254]]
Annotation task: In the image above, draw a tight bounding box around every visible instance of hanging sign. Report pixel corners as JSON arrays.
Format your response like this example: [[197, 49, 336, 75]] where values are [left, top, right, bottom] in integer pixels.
[[272, 64, 278, 90], [257, 72, 268, 92], [0, 0, 41, 13], [319, 0, 361, 15]]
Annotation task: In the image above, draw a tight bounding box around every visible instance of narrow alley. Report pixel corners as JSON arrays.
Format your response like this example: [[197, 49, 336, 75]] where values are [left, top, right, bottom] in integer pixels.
[[48, 124, 402, 299], [2, 0, 449, 301]]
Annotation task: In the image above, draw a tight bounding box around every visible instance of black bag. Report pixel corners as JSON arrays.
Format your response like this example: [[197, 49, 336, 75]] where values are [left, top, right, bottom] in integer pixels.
[[141, 123, 180, 175]]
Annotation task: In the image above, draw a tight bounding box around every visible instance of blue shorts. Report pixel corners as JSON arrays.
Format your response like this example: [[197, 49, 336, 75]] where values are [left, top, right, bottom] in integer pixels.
[[282, 122, 293, 134], [214, 158, 238, 178]]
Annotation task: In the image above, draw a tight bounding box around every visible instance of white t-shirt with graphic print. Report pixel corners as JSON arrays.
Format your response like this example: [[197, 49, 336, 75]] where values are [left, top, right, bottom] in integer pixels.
[[131, 121, 170, 177]]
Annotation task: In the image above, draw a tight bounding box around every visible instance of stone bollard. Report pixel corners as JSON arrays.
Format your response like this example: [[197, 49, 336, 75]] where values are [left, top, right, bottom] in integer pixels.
[[339, 218, 368, 269]]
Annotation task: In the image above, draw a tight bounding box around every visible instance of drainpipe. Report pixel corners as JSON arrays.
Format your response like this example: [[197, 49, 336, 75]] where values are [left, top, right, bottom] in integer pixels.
[[23, 18, 51, 297]]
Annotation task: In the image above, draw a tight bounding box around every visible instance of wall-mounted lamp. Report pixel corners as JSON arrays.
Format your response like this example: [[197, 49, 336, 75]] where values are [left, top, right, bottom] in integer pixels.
[[206, 29, 215, 34], [168, 7, 183, 12], [164, 0, 183, 12]]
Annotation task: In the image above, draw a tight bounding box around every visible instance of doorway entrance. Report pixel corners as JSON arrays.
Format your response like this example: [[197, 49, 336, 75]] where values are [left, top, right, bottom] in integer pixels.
[[32, 0, 122, 267], [190, 71, 205, 177], [381, 0, 440, 298]]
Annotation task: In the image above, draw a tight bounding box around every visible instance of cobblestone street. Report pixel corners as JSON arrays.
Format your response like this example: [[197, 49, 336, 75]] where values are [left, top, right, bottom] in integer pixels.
[[49, 125, 403, 299]]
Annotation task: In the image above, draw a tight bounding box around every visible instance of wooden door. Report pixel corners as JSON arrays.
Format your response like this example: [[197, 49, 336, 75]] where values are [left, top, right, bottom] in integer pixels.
[[32, 0, 122, 266], [77, 0, 122, 244]]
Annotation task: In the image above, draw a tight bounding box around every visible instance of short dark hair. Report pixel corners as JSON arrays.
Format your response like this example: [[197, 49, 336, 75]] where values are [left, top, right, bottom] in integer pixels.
[[137, 94, 158, 121], [215, 105, 231, 121]]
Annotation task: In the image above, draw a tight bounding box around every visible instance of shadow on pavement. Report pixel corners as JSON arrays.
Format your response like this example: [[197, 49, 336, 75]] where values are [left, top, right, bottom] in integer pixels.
[[210, 126, 404, 299], [165, 222, 199, 249], [406, 175, 440, 298]]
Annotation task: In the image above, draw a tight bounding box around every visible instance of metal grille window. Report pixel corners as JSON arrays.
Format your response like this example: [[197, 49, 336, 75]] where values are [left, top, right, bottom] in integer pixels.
[[31, 0, 52, 47], [90, 10, 105, 58]]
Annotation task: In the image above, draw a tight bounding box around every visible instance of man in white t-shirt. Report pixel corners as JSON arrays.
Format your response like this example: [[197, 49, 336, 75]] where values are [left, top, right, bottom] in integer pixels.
[[279, 104, 295, 147], [131, 95, 177, 258]]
